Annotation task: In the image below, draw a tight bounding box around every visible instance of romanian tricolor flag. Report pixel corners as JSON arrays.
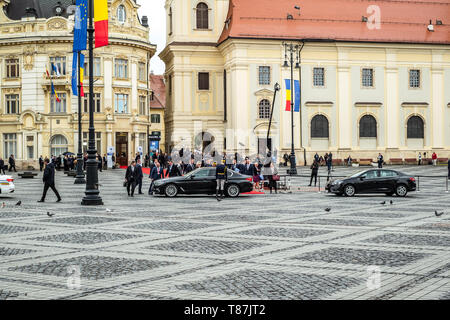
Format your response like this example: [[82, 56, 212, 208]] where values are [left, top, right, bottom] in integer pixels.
[[94, 0, 109, 48], [79, 54, 85, 97], [47, 69, 61, 102], [285, 79, 292, 112]]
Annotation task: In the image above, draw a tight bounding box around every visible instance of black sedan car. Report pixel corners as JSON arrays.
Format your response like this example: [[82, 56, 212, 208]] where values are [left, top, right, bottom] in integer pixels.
[[326, 169, 416, 197], [153, 167, 254, 197]]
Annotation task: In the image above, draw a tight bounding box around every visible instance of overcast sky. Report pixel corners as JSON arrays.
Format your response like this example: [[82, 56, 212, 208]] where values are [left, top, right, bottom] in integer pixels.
[[137, 0, 166, 75]]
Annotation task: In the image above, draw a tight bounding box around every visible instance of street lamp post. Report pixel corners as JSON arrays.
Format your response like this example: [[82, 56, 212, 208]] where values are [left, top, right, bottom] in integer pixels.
[[74, 51, 86, 184], [82, 0, 103, 205], [283, 43, 300, 175]]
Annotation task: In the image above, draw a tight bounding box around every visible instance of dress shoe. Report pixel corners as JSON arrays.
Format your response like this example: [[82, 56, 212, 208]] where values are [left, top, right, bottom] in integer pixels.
[[56, 199, 62, 203], [37, 200, 45, 203]]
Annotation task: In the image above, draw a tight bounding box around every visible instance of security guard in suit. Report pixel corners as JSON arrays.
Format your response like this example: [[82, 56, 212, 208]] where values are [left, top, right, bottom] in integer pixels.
[[215, 159, 228, 201]]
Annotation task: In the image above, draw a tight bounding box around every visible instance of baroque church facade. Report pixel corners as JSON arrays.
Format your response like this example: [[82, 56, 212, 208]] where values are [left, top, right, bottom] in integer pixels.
[[160, 0, 450, 164]]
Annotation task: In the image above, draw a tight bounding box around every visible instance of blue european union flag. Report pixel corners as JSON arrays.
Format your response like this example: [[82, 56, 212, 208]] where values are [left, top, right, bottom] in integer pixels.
[[294, 80, 301, 112], [72, 52, 78, 96], [73, 0, 87, 52]]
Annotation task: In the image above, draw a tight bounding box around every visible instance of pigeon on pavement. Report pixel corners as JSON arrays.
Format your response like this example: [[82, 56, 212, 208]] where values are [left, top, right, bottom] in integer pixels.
[[106, 208, 113, 213], [390, 200, 394, 205], [435, 211, 444, 217], [47, 212, 55, 217], [325, 208, 331, 212], [15, 201, 21, 206], [380, 201, 386, 205]]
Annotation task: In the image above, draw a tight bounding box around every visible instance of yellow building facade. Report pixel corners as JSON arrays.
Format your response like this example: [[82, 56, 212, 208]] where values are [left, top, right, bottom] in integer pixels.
[[161, 0, 450, 164], [0, 0, 156, 169]]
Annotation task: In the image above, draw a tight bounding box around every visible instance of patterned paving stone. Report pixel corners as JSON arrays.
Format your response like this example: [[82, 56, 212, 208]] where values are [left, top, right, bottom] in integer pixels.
[[176, 269, 361, 299], [366, 233, 450, 247], [199, 214, 272, 222], [38, 216, 124, 225], [414, 223, 450, 232], [0, 224, 43, 234], [0, 212, 40, 219], [129, 221, 220, 231], [344, 212, 407, 218], [29, 231, 139, 245], [0, 289, 20, 300], [0, 247, 36, 256], [299, 218, 373, 226], [235, 227, 332, 238], [8, 255, 176, 280], [146, 239, 267, 255], [292, 247, 430, 267]]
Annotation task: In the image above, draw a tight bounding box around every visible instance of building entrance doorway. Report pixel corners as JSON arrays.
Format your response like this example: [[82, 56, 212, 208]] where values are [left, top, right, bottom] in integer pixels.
[[116, 133, 128, 167]]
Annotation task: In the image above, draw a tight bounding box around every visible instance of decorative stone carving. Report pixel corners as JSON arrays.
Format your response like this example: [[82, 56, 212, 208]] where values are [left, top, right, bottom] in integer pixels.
[[47, 18, 68, 31], [23, 46, 35, 71]]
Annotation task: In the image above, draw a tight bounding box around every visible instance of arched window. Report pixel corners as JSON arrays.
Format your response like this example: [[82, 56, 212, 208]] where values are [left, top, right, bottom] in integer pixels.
[[258, 99, 271, 119], [407, 116, 424, 139], [196, 3, 209, 29], [50, 135, 68, 156], [359, 115, 377, 138], [117, 5, 126, 24], [311, 115, 329, 138]]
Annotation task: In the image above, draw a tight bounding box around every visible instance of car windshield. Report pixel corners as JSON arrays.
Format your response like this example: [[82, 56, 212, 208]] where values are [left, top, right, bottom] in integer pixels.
[[349, 171, 366, 178], [183, 168, 203, 178]]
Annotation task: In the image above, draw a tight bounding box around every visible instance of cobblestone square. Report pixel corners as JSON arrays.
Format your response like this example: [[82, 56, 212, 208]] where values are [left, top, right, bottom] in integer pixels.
[[0, 165, 449, 300]]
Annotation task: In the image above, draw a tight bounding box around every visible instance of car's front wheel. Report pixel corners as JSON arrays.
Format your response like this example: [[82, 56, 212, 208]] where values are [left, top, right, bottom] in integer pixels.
[[344, 184, 356, 197], [164, 184, 178, 197], [226, 184, 240, 198], [395, 184, 408, 197]]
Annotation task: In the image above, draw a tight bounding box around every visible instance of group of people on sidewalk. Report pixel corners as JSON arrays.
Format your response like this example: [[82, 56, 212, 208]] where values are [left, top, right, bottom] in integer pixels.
[[0, 155, 17, 174]]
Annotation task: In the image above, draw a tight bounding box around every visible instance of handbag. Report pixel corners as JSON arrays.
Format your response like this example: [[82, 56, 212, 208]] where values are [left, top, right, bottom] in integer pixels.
[[273, 175, 280, 181], [123, 181, 127, 187]]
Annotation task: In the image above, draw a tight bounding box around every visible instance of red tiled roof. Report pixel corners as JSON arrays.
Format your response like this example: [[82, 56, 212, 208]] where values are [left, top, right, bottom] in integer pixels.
[[150, 74, 165, 109], [218, 0, 450, 45]]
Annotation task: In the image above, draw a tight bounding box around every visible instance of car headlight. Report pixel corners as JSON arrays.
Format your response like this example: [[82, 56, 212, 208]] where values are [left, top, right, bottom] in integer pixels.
[[333, 180, 343, 185]]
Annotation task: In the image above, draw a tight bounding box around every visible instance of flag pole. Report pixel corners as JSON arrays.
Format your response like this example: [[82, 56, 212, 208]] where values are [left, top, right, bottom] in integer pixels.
[[75, 50, 86, 184], [82, 0, 103, 205]]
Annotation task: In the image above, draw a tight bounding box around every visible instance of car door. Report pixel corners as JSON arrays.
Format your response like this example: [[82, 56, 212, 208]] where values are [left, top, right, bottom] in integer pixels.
[[181, 169, 210, 194], [357, 170, 378, 193], [377, 170, 396, 192]]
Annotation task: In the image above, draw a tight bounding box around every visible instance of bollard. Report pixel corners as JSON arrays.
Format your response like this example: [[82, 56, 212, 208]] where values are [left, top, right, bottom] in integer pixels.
[[318, 176, 321, 193], [417, 176, 420, 193]]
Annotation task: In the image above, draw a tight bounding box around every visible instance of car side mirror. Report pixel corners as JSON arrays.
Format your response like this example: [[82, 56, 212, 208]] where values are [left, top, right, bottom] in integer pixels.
[[190, 175, 195, 179], [360, 176, 365, 181]]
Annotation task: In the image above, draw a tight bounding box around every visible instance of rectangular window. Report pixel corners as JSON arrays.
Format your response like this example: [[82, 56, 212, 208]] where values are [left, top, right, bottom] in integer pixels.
[[115, 93, 128, 113], [198, 72, 209, 90], [258, 66, 270, 85], [139, 133, 146, 152], [5, 94, 20, 114], [83, 93, 101, 113], [139, 95, 146, 115], [115, 59, 128, 78], [50, 93, 67, 113], [3, 133, 17, 157], [82, 132, 101, 154], [138, 62, 146, 81], [151, 114, 161, 123], [409, 69, 420, 88], [5, 59, 19, 78], [313, 67, 325, 87], [362, 68, 374, 87], [50, 56, 67, 76], [84, 57, 101, 77]]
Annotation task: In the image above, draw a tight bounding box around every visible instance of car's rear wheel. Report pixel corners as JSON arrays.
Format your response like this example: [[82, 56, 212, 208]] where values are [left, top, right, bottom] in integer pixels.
[[344, 184, 356, 197], [164, 184, 178, 197], [395, 184, 408, 197], [226, 184, 240, 198]]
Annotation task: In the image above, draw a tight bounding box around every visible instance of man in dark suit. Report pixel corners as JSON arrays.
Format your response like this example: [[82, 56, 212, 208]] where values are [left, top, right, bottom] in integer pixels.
[[8, 155, 17, 172], [166, 159, 182, 178], [39, 156, 44, 172], [125, 161, 138, 197], [184, 158, 196, 174], [38, 159, 62, 203], [241, 157, 256, 176], [136, 159, 144, 194], [149, 160, 164, 195]]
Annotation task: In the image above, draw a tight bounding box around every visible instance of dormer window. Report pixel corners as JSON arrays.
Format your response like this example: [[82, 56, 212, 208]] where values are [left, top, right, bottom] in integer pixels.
[[117, 5, 126, 24], [196, 3, 209, 29]]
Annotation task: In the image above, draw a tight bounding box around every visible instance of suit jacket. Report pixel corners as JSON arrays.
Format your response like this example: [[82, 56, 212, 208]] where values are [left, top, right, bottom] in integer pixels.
[[184, 163, 195, 174], [0, 159, 4, 168], [8, 157, 15, 165], [167, 164, 181, 177], [135, 164, 143, 180], [150, 166, 164, 180], [125, 166, 138, 182], [241, 163, 256, 176], [43, 163, 56, 184]]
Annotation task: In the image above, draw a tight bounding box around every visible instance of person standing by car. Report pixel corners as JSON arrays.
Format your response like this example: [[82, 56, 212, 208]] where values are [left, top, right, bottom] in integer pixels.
[[8, 154, 17, 172], [0, 157, 5, 175], [166, 159, 182, 178], [125, 161, 138, 197], [377, 153, 384, 168], [432, 152, 437, 166], [38, 158, 62, 203], [268, 162, 279, 194], [418, 152, 422, 166], [149, 160, 164, 195], [309, 159, 319, 187], [39, 156, 44, 172], [184, 158, 195, 174], [215, 159, 228, 201], [136, 159, 144, 195]]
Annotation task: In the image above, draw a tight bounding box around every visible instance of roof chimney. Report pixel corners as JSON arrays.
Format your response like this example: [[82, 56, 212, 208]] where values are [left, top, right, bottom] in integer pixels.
[[141, 15, 149, 27]]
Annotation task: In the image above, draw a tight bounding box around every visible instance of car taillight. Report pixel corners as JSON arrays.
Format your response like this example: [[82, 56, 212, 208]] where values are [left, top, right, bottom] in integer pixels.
[[7, 179, 13, 182], [409, 177, 415, 182], [246, 177, 252, 182]]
